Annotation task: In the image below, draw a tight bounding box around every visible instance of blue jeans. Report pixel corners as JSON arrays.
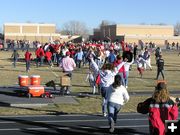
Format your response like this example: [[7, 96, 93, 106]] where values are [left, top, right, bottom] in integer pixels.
[[40, 56, 44, 66], [26, 60, 30, 71], [47, 60, 53, 66], [108, 102, 122, 124], [36, 57, 40, 67], [118, 72, 125, 86], [36, 57, 44, 67], [53, 53, 57, 63], [124, 71, 129, 87], [76, 60, 82, 68], [13, 58, 18, 68], [101, 86, 111, 114]]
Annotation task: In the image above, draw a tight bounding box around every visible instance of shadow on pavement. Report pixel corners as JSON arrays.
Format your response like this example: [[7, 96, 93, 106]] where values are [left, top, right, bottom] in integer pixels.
[[0, 117, 148, 135]]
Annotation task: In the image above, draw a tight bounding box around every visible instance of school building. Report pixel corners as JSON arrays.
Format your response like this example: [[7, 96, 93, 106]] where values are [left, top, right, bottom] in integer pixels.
[[3, 23, 79, 44], [90, 24, 180, 45]]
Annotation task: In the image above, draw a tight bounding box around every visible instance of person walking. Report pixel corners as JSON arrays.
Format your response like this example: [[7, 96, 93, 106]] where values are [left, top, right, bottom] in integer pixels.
[[45, 49, 53, 67], [156, 54, 165, 80], [107, 74, 129, 133], [35, 46, 45, 67], [75, 48, 83, 68], [59, 51, 76, 94], [24, 49, 32, 72], [11, 49, 19, 68], [155, 47, 161, 60], [137, 82, 178, 135]]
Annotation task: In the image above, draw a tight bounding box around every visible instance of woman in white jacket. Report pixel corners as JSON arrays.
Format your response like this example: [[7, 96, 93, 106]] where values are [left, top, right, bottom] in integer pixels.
[[107, 74, 130, 133]]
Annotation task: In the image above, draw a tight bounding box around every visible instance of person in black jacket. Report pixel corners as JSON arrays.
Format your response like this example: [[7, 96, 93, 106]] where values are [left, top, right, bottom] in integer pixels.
[[156, 54, 165, 80]]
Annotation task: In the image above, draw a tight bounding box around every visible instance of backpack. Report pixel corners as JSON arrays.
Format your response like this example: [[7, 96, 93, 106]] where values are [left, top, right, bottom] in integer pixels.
[[137, 97, 152, 114]]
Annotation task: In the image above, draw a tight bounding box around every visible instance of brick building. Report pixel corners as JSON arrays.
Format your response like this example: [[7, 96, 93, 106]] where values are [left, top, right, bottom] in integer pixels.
[[90, 24, 180, 45], [4, 23, 79, 44]]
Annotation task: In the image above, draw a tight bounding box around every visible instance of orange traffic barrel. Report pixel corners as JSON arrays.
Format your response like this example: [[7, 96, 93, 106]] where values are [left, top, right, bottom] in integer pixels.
[[18, 75, 29, 87], [30, 75, 40, 85]]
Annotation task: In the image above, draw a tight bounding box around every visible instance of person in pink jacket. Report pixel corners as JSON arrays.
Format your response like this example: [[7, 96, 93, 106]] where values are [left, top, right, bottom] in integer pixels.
[[59, 51, 76, 94]]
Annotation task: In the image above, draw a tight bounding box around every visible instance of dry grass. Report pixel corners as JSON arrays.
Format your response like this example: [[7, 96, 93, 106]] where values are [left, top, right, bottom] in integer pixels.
[[0, 49, 180, 115]]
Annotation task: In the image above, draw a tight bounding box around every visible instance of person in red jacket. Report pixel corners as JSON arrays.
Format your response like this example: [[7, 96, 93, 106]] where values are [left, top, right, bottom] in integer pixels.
[[35, 46, 45, 67], [137, 82, 178, 135], [45, 49, 53, 67], [25, 49, 32, 72]]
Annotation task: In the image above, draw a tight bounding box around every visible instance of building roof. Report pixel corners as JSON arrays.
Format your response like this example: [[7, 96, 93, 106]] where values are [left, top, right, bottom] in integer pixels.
[[4, 23, 55, 26], [116, 24, 173, 29]]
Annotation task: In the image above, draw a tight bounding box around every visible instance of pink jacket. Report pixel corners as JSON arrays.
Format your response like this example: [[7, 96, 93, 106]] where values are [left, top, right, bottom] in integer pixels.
[[60, 56, 76, 72]]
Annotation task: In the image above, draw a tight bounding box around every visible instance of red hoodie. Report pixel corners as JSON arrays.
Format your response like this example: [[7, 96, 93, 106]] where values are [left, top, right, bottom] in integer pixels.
[[36, 48, 45, 58], [45, 51, 52, 61], [25, 51, 32, 61]]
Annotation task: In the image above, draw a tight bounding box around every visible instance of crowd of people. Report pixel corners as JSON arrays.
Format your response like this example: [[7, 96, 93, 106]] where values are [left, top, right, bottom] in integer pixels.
[[10, 39, 168, 96], [9, 39, 179, 133]]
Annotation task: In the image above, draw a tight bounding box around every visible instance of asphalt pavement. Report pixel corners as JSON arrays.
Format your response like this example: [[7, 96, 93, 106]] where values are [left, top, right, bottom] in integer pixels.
[[0, 86, 179, 135], [0, 113, 149, 135]]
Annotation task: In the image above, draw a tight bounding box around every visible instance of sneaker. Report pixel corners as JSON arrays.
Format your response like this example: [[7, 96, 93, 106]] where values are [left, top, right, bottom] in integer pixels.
[[66, 91, 70, 95], [103, 113, 107, 117], [109, 118, 115, 133]]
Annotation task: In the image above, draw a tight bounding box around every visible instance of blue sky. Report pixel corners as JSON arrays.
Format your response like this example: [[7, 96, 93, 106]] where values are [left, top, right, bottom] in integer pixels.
[[0, 0, 180, 31]]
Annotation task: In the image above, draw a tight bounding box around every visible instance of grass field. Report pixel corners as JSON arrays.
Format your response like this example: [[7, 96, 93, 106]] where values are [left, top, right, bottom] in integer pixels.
[[0, 49, 180, 115]]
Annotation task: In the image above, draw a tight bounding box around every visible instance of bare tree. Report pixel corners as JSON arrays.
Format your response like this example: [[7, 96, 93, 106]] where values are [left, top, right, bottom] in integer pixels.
[[174, 22, 180, 36], [61, 21, 90, 39]]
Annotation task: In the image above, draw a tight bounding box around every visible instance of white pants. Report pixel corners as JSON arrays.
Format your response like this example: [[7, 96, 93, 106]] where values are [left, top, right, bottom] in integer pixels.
[[144, 58, 152, 70]]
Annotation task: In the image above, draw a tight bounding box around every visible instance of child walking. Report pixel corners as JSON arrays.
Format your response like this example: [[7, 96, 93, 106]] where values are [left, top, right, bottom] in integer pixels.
[[24, 49, 32, 72], [11, 49, 19, 68], [45, 49, 53, 67]]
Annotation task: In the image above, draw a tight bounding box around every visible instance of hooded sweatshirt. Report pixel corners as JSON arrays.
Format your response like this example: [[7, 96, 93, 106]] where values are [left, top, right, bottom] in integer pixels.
[[91, 58, 125, 88]]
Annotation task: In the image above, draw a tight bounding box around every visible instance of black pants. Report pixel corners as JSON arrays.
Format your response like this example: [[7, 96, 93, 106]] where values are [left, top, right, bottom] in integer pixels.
[[76, 60, 82, 68], [156, 69, 165, 80]]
